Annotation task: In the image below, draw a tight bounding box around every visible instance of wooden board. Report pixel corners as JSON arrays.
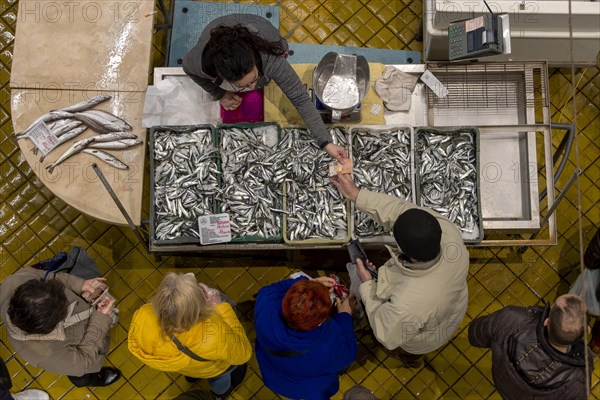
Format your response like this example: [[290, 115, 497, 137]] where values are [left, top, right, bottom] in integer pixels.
[[11, 89, 146, 225]]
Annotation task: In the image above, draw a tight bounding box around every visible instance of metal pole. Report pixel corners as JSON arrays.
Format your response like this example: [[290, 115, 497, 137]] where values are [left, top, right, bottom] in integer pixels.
[[538, 168, 580, 230], [92, 163, 150, 253], [518, 168, 581, 253]]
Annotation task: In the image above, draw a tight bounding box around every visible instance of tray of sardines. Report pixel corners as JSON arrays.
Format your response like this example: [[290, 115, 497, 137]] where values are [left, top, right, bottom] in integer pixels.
[[349, 125, 415, 243], [216, 122, 284, 243], [150, 125, 219, 246], [282, 127, 351, 245], [414, 127, 483, 243]]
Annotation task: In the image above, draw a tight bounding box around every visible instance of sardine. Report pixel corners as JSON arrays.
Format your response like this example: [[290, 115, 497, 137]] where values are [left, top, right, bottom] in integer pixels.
[[72, 110, 130, 134], [88, 139, 143, 150], [38, 125, 89, 162], [52, 95, 112, 113], [82, 148, 128, 170], [45, 136, 96, 172], [52, 121, 84, 137], [82, 109, 133, 131], [15, 111, 76, 138]]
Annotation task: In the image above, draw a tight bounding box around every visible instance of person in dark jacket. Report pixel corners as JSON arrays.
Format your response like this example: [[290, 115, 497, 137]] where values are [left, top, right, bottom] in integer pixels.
[[182, 14, 347, 161], [468, 294, 594, 400], [254, 276, 357, 400]]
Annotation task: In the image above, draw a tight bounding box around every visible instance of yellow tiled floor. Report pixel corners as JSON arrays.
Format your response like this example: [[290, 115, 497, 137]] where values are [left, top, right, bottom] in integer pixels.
[[1, 0, 599, 399]]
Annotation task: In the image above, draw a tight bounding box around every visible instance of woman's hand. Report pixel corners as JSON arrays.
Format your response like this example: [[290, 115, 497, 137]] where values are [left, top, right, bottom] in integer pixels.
[[336, 294, 353, 315], [313, 276, 336, 289], [220, 92, 242, 110], [199, 283, 222, 307], [81, 277, 107, 302], [324, 143, 348, 162]]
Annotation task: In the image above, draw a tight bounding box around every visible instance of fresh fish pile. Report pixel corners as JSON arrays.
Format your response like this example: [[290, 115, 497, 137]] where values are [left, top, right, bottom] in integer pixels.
[[153, 129, 219, 241], [416, 130, 480, 240], [352, 128, 412, 237], [219, 125, 286, 239], [284, 127, 348, 241], [15, 95, 141, 171]]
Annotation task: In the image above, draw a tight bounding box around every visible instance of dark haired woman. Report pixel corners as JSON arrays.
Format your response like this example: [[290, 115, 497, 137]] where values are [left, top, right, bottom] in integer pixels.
[[183, 14, 347, 161], [254, 276, 357, 399], [0, 267, 120, 387]]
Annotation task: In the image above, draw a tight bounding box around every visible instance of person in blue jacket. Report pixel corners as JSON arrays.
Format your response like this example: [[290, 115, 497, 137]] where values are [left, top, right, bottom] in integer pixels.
[[254, 275, 357, 400]]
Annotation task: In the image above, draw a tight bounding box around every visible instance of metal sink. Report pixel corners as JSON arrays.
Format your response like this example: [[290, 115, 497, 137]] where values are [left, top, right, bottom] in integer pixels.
[[478, 129, 540, 231]]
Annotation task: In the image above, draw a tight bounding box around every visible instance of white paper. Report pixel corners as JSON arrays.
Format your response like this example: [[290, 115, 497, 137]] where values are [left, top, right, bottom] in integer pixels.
[[27, 121, 59, 155], [198, 213, 232, 245], [142, 77, 220, 128], [420, 70, 449, 98]]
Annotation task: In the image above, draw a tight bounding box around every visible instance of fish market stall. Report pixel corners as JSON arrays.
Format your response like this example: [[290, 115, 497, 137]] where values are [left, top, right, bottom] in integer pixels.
[[148, 61, 558, 251]]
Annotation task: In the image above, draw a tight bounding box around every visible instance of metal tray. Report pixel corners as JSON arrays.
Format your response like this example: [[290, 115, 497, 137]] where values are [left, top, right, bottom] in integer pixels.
[[282, 126, 351, 246], [348, 125, 415, 244], [414, 126, 484, 244]]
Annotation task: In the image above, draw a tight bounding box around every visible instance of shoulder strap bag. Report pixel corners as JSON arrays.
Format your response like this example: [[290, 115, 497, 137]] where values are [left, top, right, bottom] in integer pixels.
[[171, 335, 210, 362]]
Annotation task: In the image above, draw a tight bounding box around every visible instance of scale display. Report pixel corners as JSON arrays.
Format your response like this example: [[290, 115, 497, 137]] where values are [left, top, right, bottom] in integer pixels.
[[448, 14, 503, 61]]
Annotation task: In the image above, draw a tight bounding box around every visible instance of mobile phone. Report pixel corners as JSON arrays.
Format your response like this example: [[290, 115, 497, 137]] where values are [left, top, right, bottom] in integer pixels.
[[347, 239, 367, 265], [91, 288, 114, 307], [346, 239, 377, 279]]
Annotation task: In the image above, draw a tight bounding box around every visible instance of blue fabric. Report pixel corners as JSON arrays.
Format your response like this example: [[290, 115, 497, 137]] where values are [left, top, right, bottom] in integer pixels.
[[207, 365, 234, 395], [254, 278, 357, 400]]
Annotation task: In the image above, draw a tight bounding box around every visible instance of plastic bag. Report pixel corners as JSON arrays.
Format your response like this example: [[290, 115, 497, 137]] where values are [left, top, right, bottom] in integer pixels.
[[142, 77, 220, 127], [569, 268, 600, 316]]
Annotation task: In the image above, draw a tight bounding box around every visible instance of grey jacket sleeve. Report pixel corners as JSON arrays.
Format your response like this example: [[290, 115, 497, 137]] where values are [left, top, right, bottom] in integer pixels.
[[182, 58, 227, 101], [267, 56, 332, 147]]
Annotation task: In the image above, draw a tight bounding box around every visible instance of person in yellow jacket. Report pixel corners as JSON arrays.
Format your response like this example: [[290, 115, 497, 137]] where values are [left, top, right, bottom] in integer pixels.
[[128, 273, 252, 399]]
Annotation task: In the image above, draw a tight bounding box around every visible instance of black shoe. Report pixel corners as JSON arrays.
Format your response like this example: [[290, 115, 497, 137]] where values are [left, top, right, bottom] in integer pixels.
[[211, 364, 247, 400], [185, 376, 200, 383], [68, 367, 121, 387]]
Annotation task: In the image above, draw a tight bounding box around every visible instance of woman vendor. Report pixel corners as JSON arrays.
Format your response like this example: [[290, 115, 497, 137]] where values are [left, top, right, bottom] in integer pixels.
[[183, 14, 347, 161]]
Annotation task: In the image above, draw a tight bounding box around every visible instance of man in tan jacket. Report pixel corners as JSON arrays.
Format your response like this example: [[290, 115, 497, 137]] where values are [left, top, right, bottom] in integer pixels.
[[331, 174, 469, 367], [0, 267, 121, 387]]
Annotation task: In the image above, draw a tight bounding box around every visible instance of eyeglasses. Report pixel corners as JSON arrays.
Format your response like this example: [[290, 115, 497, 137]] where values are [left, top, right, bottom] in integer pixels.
[[229, 69, 261, 92]]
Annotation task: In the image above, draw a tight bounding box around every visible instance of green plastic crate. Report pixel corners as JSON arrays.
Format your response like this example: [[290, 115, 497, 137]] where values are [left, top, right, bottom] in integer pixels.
[[149, 124, 217, 246], [215, 122, 283, 243]]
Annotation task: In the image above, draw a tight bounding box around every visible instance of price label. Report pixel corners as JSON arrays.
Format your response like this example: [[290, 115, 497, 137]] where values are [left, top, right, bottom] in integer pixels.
[[465, 16, 484, 32], [27, 121, 59, 155], [198, 213, 232, 245]]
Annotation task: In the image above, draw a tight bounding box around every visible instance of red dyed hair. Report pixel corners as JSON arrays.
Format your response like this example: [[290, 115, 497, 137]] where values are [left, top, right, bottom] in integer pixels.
[[282, 280, 332, 331]]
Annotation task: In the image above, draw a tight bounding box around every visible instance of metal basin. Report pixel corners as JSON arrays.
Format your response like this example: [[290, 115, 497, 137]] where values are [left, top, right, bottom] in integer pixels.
[[313, 52, 370, 120]]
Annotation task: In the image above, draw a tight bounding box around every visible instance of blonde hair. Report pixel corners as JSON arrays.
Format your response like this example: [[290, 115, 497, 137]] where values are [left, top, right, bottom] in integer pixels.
[[151, 273, 212, 337]]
